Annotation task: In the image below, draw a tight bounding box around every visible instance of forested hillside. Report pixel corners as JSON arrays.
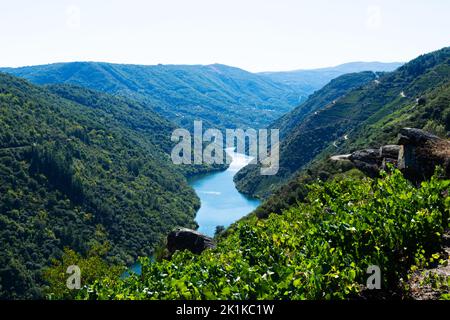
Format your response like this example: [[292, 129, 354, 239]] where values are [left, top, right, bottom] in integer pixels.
[[273, 71, 379, 139], [0, 63, 302, 129], [0, 73, 200, 298], [235, 47, 450, 199]]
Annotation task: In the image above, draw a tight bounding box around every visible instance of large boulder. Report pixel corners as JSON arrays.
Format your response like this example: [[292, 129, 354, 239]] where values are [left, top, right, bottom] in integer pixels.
[[348, 148, 386, 177], [344, 146, 401, 178], [331, 128, 450, 182], [167, 227, 216, 255], [398, 128, 450, 182]]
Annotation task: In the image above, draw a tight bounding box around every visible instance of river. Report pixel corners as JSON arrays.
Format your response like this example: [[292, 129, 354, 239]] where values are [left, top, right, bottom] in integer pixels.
[[188, 148, 261, 237], [123, 148, 260, 276]]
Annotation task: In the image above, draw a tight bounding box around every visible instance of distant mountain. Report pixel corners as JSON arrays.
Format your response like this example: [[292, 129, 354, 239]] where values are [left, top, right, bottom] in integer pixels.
[[235, 48, 449, 199], [0, 73, 202, 298], [259, 61, 403, 97], [0, 62, 304, 130]]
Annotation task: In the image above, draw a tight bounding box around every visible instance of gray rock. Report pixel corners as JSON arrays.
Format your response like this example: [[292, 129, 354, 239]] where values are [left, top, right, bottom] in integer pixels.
[[398, 128, 441, 146], [331, 128, 450, 182], [380, 145, 401, 159], [167, 227, 216, 255], [349, 149, 381, 163], [398, 128, 450, 182], [348, 149, 384, 177]]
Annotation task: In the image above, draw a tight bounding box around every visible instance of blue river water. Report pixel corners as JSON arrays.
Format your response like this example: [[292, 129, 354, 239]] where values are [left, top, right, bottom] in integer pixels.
[[188, 148, 261, 237], [122, 148, 260, 276]]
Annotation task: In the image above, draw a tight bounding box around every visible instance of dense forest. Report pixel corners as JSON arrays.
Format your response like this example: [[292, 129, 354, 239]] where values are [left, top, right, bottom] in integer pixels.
[[0, 74, 202, 298]]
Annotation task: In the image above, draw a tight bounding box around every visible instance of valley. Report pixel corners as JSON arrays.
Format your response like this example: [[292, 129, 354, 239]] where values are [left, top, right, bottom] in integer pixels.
[[0, 48, 448, 301], [2, 0, 450, 310]]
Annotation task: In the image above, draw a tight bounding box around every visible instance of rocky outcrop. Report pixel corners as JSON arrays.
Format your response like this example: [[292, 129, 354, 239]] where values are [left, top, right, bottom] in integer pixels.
[[335, 145, 402, 178], [397, 128, 450, 182], [349, 148, 393, 177], [167, 227, 216, 255], [331, 128, 450, 182]]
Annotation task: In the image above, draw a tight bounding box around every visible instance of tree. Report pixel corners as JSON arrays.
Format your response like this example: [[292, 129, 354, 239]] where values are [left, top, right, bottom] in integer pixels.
[[214, 225, 225, 237]]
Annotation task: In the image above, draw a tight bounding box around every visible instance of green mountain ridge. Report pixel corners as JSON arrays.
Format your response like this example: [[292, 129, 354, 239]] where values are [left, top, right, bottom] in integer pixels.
[[235, 47, 450, 199], [0, 61, 404, 131], [0, 62, 302, 130], [273, 71, 381, 139]]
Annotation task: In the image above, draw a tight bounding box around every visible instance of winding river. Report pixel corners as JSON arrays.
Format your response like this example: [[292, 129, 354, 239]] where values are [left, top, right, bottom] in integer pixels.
[[123, 148, 260, 276], [189, 148, 261, 237]]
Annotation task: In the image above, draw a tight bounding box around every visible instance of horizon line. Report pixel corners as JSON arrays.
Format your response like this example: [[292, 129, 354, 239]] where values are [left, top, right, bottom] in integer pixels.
[[0, 59, 406, 74]]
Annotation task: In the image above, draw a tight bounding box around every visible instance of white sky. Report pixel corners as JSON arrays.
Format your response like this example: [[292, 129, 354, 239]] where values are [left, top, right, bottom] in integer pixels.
[[0, 0, 449, 72]]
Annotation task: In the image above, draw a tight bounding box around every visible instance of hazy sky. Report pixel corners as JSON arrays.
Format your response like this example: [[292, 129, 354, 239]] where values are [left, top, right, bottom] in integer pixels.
[[1, 0, 449, 71]]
